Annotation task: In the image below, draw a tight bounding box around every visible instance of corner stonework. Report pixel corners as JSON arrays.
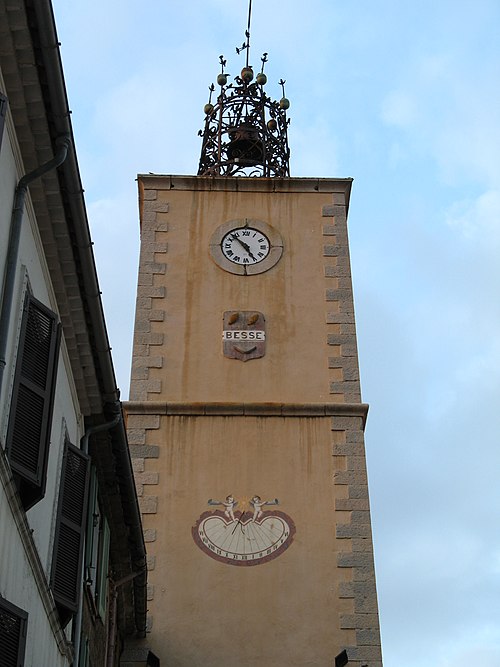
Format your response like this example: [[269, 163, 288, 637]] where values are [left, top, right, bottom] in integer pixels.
[[332, 415, 382, 667], [130, 189, 168, 401], [323, 201, 361, 404]]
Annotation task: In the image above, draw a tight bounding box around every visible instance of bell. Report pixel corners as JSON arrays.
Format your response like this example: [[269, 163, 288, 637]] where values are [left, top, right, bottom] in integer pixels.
[[227, 123, 264, 165]]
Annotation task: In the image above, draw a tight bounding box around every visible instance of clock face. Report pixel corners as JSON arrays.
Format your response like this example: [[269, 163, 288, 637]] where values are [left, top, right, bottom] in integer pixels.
[[209, 219, 283, 275], [221, 227, 270, 266]]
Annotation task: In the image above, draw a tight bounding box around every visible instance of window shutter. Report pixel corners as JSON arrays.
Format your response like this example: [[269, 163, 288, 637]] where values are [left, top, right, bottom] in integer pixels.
[[0, 597, 28, 667], [0, 92, 7, 151], [51, 440, 90, 627], [6, 293, 61, 510]]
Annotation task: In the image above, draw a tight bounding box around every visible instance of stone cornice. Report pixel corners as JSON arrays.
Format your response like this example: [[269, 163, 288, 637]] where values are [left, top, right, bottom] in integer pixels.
[[137, 174, 352, 204], [124, 401, 369, 429]]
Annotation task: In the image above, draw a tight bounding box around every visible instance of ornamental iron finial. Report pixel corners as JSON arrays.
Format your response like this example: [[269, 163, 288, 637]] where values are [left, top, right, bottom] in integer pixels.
[[197, 0, 290, 177]]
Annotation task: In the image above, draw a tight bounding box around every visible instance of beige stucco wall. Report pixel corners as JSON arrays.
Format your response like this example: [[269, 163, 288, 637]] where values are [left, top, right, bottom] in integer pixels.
[[130, 177, 360, 405], [137, 415, 354, 666]]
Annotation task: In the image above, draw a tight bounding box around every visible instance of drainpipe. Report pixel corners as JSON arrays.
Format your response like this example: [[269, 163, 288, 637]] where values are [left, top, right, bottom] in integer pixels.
[[73, 403, 122, 666], [0, 134, 71, 404]]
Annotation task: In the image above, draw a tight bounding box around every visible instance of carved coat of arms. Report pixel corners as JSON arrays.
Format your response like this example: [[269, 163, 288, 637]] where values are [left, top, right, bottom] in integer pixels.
[[222, 311, 265, 361]]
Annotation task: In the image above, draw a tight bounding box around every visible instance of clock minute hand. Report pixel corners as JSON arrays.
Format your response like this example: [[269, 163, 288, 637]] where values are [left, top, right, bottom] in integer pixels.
[[231, 235, 257, 261]]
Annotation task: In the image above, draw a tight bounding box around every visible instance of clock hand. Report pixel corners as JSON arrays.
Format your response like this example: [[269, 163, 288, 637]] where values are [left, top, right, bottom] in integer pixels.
[[230, 235, 257, 261]]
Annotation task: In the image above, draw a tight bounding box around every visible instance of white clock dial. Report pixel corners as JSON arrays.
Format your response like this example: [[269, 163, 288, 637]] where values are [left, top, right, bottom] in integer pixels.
[[221, 227, 270, 265], [209, 218, 283, 275]]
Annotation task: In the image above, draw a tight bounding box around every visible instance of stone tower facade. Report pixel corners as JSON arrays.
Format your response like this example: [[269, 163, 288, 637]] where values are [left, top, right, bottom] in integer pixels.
[[124, 175, 383, 666]]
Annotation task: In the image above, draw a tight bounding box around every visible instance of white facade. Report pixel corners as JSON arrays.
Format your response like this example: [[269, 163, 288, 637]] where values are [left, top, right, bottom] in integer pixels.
[[0, 70, 78, 666], [0, 2, 146, 665]]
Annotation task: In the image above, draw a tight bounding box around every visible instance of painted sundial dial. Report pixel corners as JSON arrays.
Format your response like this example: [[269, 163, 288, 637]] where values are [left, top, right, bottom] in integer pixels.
[[192, 495, 296, 566]]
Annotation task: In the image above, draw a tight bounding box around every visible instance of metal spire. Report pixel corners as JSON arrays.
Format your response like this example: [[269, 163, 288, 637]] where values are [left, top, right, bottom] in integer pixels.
[[197, 0, 291, 178]]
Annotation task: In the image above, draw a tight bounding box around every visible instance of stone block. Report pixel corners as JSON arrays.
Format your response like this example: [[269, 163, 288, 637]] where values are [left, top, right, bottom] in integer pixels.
[[346, 457, 368, 472], [129, 445, 160, 459], [146, 379, 162, 394], [337, 551, 373, 568], [325, 264, 351, 277], [136, 297, 152, 310], [132, 458, 145, 473], [346, 430, 365, 444], [340, 613, 380, 630], [348, 485, 369, 499], [335, 498, 369, 511], [134, 333, 164, 346], [143, 262, 166, 275], [151, 201, 170, 213], [146, 555, 156, 571], [334, 470, 368, 486], [346, 645, 382, 661], [155, 222, 169, 232], [351, 539, 374, 554], [127, 414, 161, 430], [148, 310, 165, 322], [147, 585, 154, 601], [324, 244, 348, 257], [137, 272, 153, 286], [135, 472, 159, 486], [342, 343, 358, 357], [137, 286, 166, 299], [141, 211, 157, 224], [326, 312, 354, 325], [323, 224, 336, 235], [332, 441, 361, 456], [133, 318, 151, 334], [326, 288, 353, 301], [331, 415, 363, 430], [337, 523, 372, 539], [352, 565, 376, 581], [131, 367, 149, 381], [139, 496, 158, 514], [143, 529, 157, 543], [127, 429, 146, 445], [143, 190, 158, 201], [338, 582, 354, 598]]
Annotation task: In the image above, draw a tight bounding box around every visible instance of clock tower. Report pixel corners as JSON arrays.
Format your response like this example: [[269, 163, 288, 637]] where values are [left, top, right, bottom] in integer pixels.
[[124, 7, 383, 666]]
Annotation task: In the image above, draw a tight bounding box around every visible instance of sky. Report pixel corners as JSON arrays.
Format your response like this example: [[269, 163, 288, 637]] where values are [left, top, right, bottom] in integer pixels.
[[50, 1, 500, 665]]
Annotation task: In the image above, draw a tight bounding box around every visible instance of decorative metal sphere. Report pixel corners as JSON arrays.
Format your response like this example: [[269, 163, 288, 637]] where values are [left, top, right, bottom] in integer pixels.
[[279, 97, 290, 110], [241, 67, 254, 83], [267, 119, 277, 131], [204, 103, 215, 115], [256, 72, 267, 85], [217, 73, 227, 86]]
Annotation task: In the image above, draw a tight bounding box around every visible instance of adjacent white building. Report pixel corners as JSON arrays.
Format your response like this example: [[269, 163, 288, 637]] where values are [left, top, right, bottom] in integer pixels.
[[0, 1, 147, 665]]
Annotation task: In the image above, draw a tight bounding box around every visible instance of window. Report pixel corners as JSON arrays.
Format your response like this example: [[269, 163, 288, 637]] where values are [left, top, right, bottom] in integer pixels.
[[0, 92, 7, 151], [0, 597, 28, 667], [50, 440, 90, 627], [6, 293, 61, 510], [85, 467, 111, 619]]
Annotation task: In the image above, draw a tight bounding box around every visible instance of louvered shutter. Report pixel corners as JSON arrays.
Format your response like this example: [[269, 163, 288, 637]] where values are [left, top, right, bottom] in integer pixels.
[[50, 441, 90, 628], [0, 597, 28, 667], [6, 293, 61, 510]]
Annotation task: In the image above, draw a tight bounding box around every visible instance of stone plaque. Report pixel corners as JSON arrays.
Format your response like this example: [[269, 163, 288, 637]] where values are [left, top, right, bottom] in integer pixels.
[[222, 311, 266, 361]]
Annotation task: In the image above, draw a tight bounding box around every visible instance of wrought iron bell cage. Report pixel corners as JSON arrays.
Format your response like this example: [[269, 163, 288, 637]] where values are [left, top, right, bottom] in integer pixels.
[[197, 54, 291, 178]]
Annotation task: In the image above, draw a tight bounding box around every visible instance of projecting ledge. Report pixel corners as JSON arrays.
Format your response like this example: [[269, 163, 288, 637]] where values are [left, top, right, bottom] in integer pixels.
[[137, 174, 353, 196], [123, 401, 368, 425]]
